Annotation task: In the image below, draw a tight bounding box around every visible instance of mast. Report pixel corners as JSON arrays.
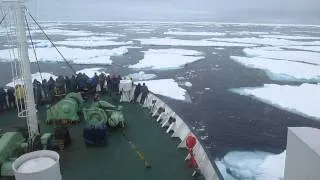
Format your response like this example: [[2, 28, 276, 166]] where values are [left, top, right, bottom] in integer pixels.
[[4, 0, 39, 140]]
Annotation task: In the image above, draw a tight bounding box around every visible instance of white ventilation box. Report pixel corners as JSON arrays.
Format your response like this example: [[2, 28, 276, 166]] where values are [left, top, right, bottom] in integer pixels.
[[12, 150, 61, 180]]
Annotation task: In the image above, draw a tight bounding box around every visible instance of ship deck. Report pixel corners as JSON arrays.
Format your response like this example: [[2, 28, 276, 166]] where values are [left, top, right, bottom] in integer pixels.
[[0, 96, 195, 180]]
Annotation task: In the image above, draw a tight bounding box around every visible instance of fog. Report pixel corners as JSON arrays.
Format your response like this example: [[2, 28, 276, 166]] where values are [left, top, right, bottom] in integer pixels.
[[19, 0, 320, 24]]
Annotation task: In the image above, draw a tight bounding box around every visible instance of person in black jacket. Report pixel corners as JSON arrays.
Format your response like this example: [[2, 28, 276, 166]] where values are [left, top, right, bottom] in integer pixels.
[[47, 77, 55, 103], [33, 79, 42, 109], [42, 79, 48, 101], [140, 83, 149, 105], [7, 87, 15, 109], [133, 83, 141, 103], [65, 76, 71, 93], [0, 87, 7, 111]]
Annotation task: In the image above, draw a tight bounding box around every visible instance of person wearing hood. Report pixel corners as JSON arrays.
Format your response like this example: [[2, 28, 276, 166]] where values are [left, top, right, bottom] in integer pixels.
[[55, 75, 66, 95], [140, 83, 149, 105], [133, 83, 141, 103], [42, 79, 48, 101], [7, 87, 15, 109], [47, 77, 55, 102], [33, 79, 42, 108], [65, 76, 71, 93], [0, 87, 7, 111], [70, 75, 77, 92]]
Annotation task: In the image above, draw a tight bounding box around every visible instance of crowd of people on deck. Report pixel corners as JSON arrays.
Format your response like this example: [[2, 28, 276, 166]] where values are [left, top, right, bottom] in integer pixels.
[[0, 72, 149, 112]]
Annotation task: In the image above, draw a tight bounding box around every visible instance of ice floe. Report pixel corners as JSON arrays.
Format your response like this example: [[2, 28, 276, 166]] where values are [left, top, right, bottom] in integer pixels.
[[228, 31, 270, 36], [135, 37, 257, 47], [164, 31, 226, 36], [216, 151, 285, 180], [259, 34, 320, 40], [129, 49, 205, 70], [32, 29, 94, 36], [184, 82, 192, 87], [64, 36, 118, 41], [127, 71, 156, 81], [6, 72, 57, 87], [243, 47, 320, 65], [231, 56, 320, 81], [55, 40, 132, 47], [136, 79, 187, 101], [0, 46, 129, 64], [54, 36, 132, 47], [231, 83, 320, 119], [281, 46, 320, 52], [76, 68, 108, 78], [208, 37, 320, 46]]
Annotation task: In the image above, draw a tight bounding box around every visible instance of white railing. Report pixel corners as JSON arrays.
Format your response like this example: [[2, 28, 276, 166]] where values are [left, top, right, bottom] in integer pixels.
[[132, 91, 221, 180]]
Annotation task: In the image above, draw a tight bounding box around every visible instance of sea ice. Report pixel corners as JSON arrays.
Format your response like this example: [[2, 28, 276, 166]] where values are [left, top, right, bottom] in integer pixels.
[[216, 150, 286, 180], [135, 37, 257, 47], [164, 31, 226, 36], [184, 82, 192, 87], [32, 29, 94, 36], [228, 31, 270, 35], [136, 79, 187, 101], [259, 34, 320, 40], [231, 83, 320, 119], [281, 46, 320, 52], [6, 72, 57, 87], [55, 37, 132, 47], [129, 49, 205, 70], [127, 71, 156, 81], [259, 151, 286, 179], [208, 37, 320, 46], [231, 56, 320, 81], [0, 46, 129, 64], [243, 47, 320, 65], [76, 68, 108, 78]]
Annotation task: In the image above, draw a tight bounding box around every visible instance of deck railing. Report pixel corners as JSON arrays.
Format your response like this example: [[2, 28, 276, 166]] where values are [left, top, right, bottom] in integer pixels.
[[126, 90, 222, 180]]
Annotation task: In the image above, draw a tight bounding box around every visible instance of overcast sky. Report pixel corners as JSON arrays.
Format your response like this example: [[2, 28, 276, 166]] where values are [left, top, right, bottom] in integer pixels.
[[24, 0, 320, 24]]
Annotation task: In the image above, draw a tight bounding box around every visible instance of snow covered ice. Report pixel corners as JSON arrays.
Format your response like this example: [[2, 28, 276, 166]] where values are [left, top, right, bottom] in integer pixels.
[[216, 151, 286, 180], [32, 29, 94, 37], [129, 49, 205, 70], [231, 83, 320, 119], [0, 46, 129, 64], [76, 68, 109, 78], [6, 72, 57, 87], [55, 37, 133, 47], [127, 71, 156, 81], [135, 37, 257, 47], [136, 79, 187, 101], [259, 34, 320, 40], [243, 47, 320, 65], [281, 46, 320, 52], [231, 56, 320, 81], [208, 37, 320, 46], [164, 31, 226, 36]]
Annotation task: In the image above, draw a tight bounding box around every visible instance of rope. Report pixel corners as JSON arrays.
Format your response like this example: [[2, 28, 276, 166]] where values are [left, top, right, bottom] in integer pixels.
[[0, 14, 6, 25], [25, 8, 77, 75], [25, 14, 43, 81]]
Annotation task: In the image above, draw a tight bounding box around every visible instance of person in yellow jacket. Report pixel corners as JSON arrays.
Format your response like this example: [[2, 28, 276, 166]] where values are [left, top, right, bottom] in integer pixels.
[[15, 84, 25, 109]]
